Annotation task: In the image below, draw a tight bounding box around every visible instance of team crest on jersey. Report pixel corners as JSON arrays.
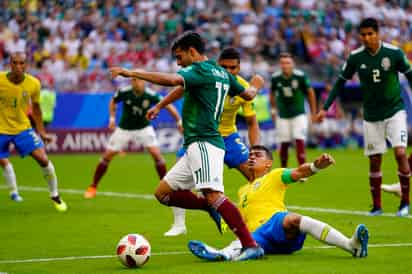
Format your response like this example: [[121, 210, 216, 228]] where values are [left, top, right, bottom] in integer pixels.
[[253, 181, 261, 190], [381, 57, 391, 71], [126, 100, 131, 105], [277, 82, 282, 88], [292, 79, 298, 89], [142, 99, 150, 108]]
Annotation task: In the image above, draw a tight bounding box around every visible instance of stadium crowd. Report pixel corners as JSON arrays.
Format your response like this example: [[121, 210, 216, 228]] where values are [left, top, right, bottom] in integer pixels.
[[1, 0, 412, 92]]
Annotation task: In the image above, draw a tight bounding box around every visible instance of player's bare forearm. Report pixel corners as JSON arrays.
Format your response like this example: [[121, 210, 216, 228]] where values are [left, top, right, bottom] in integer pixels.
[[323, 77, 345, 111], [109, 99, 116, 119], [269, 91, 277, 122], [245, 115, 260, 145], [240, 75, 264, 100], [290, 153, 335, 181], [110, 67, 184, 87], [31, 103, 46, 135], [159, 86, 184, 109], [307, 88, 317, 116]]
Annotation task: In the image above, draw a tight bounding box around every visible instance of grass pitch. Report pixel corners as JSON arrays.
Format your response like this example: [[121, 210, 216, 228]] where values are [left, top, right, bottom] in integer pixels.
[[0, 149, 411, 274]]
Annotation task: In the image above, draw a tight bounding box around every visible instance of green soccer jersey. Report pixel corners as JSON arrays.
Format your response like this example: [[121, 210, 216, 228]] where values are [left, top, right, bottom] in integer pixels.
[[113, 86, 161, 130], [271, 69, 311, 118], [338, 42, 411, 122], [177, 60, 245, 149]]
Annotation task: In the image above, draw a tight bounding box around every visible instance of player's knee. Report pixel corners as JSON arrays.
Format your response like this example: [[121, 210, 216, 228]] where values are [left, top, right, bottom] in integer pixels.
[[202, 190, 224, 207], [284, 214, 302, 230], [394, 148, 406, 161], [154, 180, 173, 206]]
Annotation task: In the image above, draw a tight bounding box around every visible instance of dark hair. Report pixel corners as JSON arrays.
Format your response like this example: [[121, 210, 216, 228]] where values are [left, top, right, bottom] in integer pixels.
[[219, 47, 240, 61], [279, 52, 293, 59], [358, 18, 379, 32], [171, 31, 205, 54], [250, 145, 273, 160]]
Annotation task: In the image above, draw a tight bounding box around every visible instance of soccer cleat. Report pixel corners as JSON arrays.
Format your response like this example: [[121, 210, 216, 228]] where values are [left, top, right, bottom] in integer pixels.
[[299, 177, 308, 183], [233, 246, 264, 261], [368, 207, 383, 216], [188, 240, 229, 261], [396, 203, 409, 217], [351, 224, 369, 258], [10, 192, 23, 202], [84, 186, 97, 199], [52, 198, 68, 212], [206, 207, 222, 234], [381, 183, 401, 197], [164, 225, 187, 237]]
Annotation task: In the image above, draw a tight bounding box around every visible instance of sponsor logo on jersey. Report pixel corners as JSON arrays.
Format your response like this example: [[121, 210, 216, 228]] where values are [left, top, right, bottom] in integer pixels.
[[253, 181, 261, 190], [277, 82, 282, 87], [126, 100, 131, 105], [360, 64, 367, 69], [381, 57, 391, 71], [292, 79, 298, 89]]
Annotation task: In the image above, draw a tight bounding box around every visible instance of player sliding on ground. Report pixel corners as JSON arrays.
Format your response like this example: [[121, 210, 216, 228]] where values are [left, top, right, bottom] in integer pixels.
[[188, 145, 369, 261], [0, 52, 67, 211], [84, 78, 181, 198], [110, 31, 265, 261]]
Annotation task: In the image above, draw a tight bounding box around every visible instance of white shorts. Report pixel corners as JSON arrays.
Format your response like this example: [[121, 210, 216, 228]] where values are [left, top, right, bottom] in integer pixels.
[[106, 126, 158, 151], [276, 114, 308, 143], [164, 141, 225, 193], [363, 110, 407, 156]]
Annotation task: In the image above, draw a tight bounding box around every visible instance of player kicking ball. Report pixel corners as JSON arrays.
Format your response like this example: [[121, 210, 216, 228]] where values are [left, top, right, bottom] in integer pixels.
[[84, 78, 181, 198], [188, 146, 369, 261]]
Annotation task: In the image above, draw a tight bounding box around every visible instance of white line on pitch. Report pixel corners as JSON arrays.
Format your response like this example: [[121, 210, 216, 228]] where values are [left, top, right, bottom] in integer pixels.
[[1, 243, 412, 264], [1, 185, 410, 218]]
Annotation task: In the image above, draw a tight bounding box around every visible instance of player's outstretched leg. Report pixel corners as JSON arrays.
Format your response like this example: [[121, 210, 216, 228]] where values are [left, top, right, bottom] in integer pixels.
[[1, 160, 23, 202], [164, 207, 187, 236], [188, 240, 229, 261], [381, 182, 401, 197], [298, 215, 368, 257]]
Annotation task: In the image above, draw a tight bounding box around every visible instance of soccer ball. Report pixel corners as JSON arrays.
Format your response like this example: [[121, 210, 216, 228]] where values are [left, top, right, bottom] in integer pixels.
[[116, 234, 151, 268]]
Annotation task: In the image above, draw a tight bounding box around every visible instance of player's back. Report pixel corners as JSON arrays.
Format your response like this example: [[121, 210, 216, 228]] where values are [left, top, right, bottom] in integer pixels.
[[178, 60, 233, 149], [0, 72, 40, 134]]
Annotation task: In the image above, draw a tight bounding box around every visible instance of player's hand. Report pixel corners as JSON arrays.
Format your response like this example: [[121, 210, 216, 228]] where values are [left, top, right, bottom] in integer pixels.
[[310, 114, 318, 124], [109, 67, 128, 79], [146, 105, 161, 120], [39, 132, 52, 144], [315, 110, 326, 123], [108, 117, 116, 130], [250, 74, 265, 90], [313, 153, 335, 170], [177, 120, 184, 134]]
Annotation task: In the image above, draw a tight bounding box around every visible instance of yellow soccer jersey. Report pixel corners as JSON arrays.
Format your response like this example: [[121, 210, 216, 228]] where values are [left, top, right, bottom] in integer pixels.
[[0, 72, 41, 134], [238, 168, 288, 232], [218, 75, 256, 137]]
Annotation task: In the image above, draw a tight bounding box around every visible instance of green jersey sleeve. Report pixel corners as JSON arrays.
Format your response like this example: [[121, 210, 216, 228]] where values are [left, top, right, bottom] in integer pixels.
[[340, 54, 357, 80], [113, 89, 127, 103], [301, 74, 311, 93], [177, 66, 202, 92], [396, 49, 412, 74], [228, 73, 245, 96], [270, 76, 277, 93]]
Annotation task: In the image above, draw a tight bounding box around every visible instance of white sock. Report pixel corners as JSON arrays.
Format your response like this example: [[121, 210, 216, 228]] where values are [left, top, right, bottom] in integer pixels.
[[299, 216, 352, 253], [42, 161, 59, 197], [171, 207, 186, 227], [3, 163, 18, 194]]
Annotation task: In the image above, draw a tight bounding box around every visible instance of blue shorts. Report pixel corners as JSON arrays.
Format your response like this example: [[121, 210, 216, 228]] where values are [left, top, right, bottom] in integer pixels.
[[252, 212, 306, 254], [223, 132, 249, 168], [0, 129, 44, 158]]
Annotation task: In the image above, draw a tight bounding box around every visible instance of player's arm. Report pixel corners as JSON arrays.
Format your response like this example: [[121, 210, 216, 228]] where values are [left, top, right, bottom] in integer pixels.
[[108, 98, 116, 130], [397, 49, 412, 90], [146, 86, 184, 120], [164, 103, 183, 133], [281, 153, 335, 183], [317, 56, 356, 122], [110, 67, 184, 87], [307, 87, 317, 122], [31, 102, 50, 143], [245, 114, 260, 146], [237, 75, 265, 100]]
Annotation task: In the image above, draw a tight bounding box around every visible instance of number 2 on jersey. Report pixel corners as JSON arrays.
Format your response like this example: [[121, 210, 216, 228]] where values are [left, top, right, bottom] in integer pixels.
[[372, 69, 381, 83]]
